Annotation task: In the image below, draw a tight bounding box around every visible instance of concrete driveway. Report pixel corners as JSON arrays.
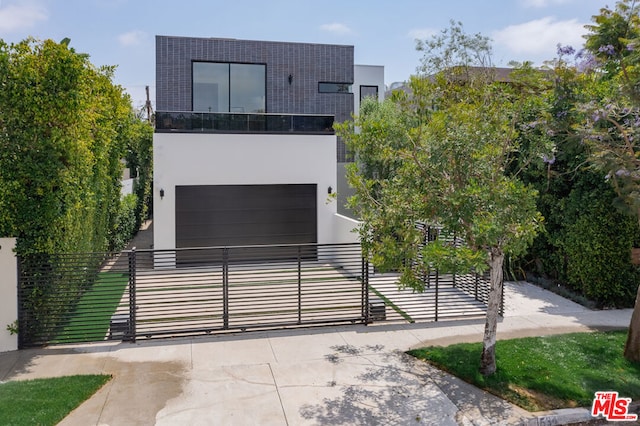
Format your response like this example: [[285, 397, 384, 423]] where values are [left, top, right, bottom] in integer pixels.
[[0, 281, 633, 425]]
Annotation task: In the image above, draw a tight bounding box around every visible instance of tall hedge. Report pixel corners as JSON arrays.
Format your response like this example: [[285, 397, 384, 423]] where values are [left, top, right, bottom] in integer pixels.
[[516, 54, 639, 308], [0, 38, 152, 342], [0, 38, 136, 255], [560, 177, 639, 306]]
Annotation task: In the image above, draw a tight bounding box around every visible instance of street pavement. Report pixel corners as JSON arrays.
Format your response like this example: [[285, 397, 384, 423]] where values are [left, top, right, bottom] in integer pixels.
[[0, 280, 633, 425]]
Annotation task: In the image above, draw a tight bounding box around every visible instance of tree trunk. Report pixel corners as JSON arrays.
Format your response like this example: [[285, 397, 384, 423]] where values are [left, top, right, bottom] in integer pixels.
[[480, 247, 504, 376], [624, 284, 640, 362]]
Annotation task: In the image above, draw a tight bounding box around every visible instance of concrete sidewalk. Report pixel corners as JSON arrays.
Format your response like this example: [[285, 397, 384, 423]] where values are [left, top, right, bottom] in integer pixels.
[[0, 281, 633, 425]]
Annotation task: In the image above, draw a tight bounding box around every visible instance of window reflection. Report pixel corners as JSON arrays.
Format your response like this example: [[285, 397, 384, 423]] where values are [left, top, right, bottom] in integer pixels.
[[360, 85, 378, 101], [193, 62, 265, 113], [318, 82, 353, 93]]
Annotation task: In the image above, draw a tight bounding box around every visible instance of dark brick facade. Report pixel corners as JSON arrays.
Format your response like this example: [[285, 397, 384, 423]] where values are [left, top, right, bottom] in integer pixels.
[[156, 36, 354, 161]]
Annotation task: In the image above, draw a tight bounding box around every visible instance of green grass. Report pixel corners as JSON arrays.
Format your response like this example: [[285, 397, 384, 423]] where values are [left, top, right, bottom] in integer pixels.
[[369, 286, 414, 322], [408, 330, 640, 411], [0, 375, 111, 425], [54, 272, 129, 342]]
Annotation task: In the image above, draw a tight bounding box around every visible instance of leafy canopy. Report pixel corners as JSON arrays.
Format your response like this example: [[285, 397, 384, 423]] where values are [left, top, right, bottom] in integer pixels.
[[338, 58, 550, 289]]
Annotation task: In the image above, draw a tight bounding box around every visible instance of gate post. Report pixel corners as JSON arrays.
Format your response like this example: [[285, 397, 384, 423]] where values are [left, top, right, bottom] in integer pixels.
[[500, 279, 505, 317], [297, 246, 302, 325], [434, 269, 439, 322], [223, 248, 229, 330], [0, 238, 18, 352], [128, 248, 137, 342], [363, 258, 369, 324], [475, 272, 479, 301]]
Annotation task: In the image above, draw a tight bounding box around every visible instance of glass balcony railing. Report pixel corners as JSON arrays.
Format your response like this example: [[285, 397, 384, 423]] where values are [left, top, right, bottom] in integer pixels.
[[156, 111, 335, 134]]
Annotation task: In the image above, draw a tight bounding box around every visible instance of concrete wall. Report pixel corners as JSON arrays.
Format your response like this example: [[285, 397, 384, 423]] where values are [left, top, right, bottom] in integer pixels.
[[153, 132, 338, 252], [336, 162, 356, 218], [332, 214, 360, 244], [328, 214, 363, 277], [337, 65, 385, 218], [0, 238, 17, 352]]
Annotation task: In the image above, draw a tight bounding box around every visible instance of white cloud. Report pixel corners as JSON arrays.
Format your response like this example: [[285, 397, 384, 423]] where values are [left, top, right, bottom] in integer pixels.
[[0, 3, 47, 33], [492, 16, 586, 56], [520, 0, 573, 8], [118, 30, 148, 47], [320, 23, 353, 35], [408, 28, 437, 40]]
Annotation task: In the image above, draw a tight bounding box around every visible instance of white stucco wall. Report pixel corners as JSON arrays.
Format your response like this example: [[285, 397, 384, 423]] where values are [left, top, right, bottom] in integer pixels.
[[153, 132, 338, 251], [332, 214, 360, 244], [0, 238, 17, 352], [354, 64, 385, 116]]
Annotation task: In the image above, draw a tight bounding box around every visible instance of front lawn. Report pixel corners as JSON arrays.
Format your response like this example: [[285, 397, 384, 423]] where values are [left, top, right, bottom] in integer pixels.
[[408, 330, 640, 411], [0, 375, 111, 425]]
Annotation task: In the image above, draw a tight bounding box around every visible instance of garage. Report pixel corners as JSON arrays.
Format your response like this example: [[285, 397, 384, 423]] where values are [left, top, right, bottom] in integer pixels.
[[175, 184, 317, 263]]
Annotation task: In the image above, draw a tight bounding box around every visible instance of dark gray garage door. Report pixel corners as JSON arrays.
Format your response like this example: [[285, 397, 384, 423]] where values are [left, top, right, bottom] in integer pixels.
[[176, 184, 317, 263]]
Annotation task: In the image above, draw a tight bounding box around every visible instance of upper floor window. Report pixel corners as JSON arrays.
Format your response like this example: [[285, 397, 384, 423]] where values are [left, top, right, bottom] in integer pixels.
[[360, 85, 378, 101], [318, 82, 352, 94], [193, 62, 266, 113]]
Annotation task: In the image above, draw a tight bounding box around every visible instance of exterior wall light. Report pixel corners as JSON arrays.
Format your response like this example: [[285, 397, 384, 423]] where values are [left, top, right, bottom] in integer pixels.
[[288, 74, 293, 85], [160, 188, 165, 199], [328, 186, 333, 194]]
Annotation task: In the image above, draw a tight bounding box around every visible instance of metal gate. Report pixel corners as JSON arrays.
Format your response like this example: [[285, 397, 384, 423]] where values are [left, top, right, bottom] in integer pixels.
[[17, 243, 368, 347], [17, 243, 501, 348]]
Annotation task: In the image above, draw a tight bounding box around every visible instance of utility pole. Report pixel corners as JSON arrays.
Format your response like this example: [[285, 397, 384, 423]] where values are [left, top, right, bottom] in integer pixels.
[[145, 85, 153, 124]]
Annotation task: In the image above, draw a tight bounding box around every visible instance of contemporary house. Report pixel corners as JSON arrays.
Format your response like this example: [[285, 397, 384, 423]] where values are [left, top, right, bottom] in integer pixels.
[[153, 36, 383, 260]]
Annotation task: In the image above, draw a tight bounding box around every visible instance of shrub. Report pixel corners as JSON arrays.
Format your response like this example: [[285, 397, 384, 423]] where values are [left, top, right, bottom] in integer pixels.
[[110, 194, 138, 251], [560, 187, 639, 307]]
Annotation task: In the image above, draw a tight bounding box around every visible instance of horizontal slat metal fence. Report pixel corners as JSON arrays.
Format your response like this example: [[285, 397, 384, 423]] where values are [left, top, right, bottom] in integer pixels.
[[17, 242, 503, 347], [368, 271, 497, 323], [17, 252, 131, 348], [128, 243, 367, 340]]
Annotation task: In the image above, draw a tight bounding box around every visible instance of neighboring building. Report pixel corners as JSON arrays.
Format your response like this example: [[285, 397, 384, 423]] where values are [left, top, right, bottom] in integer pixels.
[[153, 35, 383, 259]]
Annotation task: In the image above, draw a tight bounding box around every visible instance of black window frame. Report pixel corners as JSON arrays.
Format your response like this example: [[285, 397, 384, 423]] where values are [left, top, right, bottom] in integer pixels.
[[318, 82, 353, 94], [192, 61, 267, 113], [359, 85, 379, 101]]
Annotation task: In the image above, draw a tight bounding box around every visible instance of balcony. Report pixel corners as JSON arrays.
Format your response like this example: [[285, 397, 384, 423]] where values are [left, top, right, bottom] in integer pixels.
[[156, 111, 335, 134]]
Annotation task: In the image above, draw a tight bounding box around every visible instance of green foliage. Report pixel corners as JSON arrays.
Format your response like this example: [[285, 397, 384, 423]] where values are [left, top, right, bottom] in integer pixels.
[[514, 29, 640, 308], [338, 66, 547, 288], [580, 0, 640, 219], [111, 193, 138, 251], [0, 38, 149, 341], [408, 330, 640, 411], [124, 116, 154, 228], [415, 20, 493, 74], [5, 320, 18, 335], [0, 375, 111, 425], [584, 0, 640, 81], [561, 188, 639, 306], [0, 38, 135, 255]]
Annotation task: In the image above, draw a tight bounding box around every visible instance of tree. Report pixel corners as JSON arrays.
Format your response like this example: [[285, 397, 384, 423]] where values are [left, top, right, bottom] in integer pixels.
[[338, 24, 550, 375], [581, 0, 640, 362]]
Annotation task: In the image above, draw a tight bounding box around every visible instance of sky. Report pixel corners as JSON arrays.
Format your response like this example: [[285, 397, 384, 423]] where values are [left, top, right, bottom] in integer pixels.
[[0, 0, 615, 110]]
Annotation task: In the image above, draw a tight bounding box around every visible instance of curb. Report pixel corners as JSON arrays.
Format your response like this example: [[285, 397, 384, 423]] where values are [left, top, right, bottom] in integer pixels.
[[525, 402, 640, 425], [525, 408, 593, 425]]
